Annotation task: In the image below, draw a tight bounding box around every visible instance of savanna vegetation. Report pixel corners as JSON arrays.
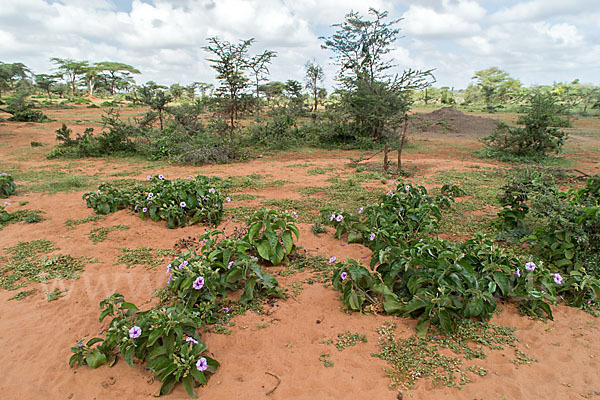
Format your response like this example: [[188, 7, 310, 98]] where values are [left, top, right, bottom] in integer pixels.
[[1, 7, 600, 399]]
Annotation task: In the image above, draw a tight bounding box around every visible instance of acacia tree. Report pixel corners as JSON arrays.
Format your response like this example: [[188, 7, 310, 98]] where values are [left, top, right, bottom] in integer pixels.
[[248, 50, 276, 100], [472, 67, 521, 111], [203, 37, 255, 154], [51, 58, 89, 96], [0, 62, 30, 98], [304, 60, 324, 112], [94, 62, 141, 95], [34, 74, 58, 97], [321, 8, 434, 170]]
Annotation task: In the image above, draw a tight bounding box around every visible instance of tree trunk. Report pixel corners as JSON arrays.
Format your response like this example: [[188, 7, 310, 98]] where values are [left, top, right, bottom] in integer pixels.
[[383, 142, 389, 172], [397, 116, 408, 170]]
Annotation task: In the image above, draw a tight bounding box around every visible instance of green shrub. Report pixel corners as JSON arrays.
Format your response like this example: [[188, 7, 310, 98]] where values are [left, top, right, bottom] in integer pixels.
[[69, 294, 218, 398], [0, 173, 17, 197], [482, 92, 569, 160], [83, 174, 226, 228]]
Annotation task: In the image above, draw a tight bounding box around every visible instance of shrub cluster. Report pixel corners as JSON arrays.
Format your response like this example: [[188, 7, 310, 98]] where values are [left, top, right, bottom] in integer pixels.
[[494, 169, 600, 307], [0, 172, 17, 197], [325, 182, 592, 337], [481, 92, 570, 161], [69, 208, 298, 397], [83, 175, 226, 228]]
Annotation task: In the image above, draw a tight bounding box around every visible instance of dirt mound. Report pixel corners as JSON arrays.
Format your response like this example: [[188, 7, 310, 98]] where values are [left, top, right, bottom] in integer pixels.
[[410, 106, 500, 138]]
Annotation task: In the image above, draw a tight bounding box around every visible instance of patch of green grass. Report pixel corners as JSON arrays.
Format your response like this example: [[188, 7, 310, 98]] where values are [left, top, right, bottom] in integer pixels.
[[8, 289, 37, 301], [29, 175, 92, 194], [115, 247, 175, 269], [224, 206, 259, 223], [106, 169, 138, 177], [65, 215, 106, 229], [372, 320, 521, 393], [1, 209, 45, 230], [219, 174, 289, 192], [307, 167, 335, 175], [46, 288, 67, 302], [230, 193, 259, 201], [334, 331, 367, 351], [0, 239, 93, 290], [284, 163, 313, 168], [88, 224, 129, 244]]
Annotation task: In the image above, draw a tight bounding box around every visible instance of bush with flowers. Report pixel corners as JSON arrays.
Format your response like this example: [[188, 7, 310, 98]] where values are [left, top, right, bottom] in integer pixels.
[[325, 181, 598, 337], [83, 174, 227, 228], [0, 172, 17, 198], [69, 208, 297, 397]]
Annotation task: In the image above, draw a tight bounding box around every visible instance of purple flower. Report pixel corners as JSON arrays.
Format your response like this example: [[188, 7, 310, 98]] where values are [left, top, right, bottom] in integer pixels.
[[158, 174, 164, 179], [387, 190, 392, 195], [515, 268, 521, 277], [330, 213, 336, 221], [369, 233, 376, 241], [142, 207, 148, 213], [168, 273, 173, 282], [129, 326, 142, 339], [146, 175, 151, 181], [358, 207, 363, 214], [178, 263, 184, 269], [329, 256, 336, 263], [96, 190, 101, 194], [554, 273, 563, 284], [183, 260, 188, 266], [196, 357, 208, 372], [226, 197, 231, 202], [419, 239, 423, 243], [166, 264, 171, 273], [209, 188, 215, 194], [186, 337, 199, 344], [336, 215, 343, 222], [180, 201, 186, 208], [340, 272, 348, 280], [134, 205, 138, 211], [4, 202, 11, 206], [77, 343, 83, 348], [392, 180, 396, 184], [201, 239, 206, 246], [221, 307, 230, 313], [525, 262, 536, 272], [292, 211, 298, 218], [193, 276, 205, 290], [147, 192, 153, 199], [405, 185, 410, 191], [228, 261, 233, 269]]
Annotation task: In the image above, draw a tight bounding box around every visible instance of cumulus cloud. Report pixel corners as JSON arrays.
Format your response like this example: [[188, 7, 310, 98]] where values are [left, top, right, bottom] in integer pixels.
[[401, 0, 485, 38], [0, 0, 598, 88]]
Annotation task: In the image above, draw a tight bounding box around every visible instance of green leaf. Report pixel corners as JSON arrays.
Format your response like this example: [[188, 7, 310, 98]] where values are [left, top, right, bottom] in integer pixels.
[[437, 309, 453, 333], [248, 222, 262, 241], [256, 240, 271, 261], [182, 375, 198, 399], [282, 230, 293, 254], [158, 375, 176, 396], [492, 271, 510, 296], [415, 314, 430, 338], [271, 243, 285, 265], [85, 349, 107, 369], [147, 327, 164, 347]]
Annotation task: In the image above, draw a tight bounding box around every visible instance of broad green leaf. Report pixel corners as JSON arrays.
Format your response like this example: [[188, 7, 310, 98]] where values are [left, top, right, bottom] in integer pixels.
[[182, 375, 198, 399]]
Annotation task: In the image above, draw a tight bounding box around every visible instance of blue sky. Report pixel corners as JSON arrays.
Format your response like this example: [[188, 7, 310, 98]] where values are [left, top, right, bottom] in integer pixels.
[[2, 0, 599, 90]]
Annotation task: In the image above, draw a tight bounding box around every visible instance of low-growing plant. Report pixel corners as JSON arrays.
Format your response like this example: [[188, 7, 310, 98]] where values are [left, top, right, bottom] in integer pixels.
[[246, 208, 299, 265], [83, 174, 227, 228], [0, 173, 17, 197], [69, 294, 218, 398]]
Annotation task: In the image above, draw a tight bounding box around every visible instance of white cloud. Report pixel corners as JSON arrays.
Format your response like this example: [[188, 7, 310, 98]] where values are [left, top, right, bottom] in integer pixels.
[[0, 0, 598, 89], [401, 0, 485, 38], [490, 0, 599, 23]]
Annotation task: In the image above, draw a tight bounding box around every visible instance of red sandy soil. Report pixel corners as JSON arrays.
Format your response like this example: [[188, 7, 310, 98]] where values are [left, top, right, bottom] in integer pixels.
[[0, 106, 599, 399]]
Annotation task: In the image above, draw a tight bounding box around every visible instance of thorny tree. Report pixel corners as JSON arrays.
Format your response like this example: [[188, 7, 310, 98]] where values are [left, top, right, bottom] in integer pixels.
[[321, 8, 435, 170], [203, 37, 256, 155]]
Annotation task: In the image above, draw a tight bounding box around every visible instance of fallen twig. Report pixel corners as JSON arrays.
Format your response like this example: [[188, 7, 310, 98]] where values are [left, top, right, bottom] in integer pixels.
[[265, 372, 281, 396]]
